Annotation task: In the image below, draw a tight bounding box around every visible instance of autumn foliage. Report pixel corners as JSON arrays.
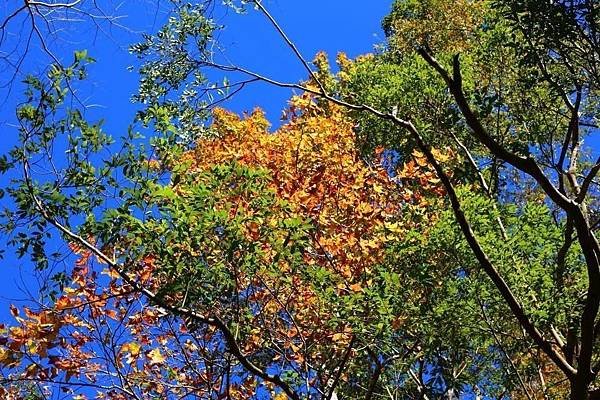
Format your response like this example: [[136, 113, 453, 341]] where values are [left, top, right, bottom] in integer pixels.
[[2, 0, 599, 397], [0, 96, 443, 399]]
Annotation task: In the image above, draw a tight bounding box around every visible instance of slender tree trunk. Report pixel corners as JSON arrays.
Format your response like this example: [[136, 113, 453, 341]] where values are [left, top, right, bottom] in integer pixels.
[[570, 377, 590, 400]]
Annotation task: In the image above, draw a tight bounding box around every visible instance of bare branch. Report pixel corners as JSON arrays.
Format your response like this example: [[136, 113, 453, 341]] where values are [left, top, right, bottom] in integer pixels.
[[251, 0, 327, 95], [26, 0, 85, 8]]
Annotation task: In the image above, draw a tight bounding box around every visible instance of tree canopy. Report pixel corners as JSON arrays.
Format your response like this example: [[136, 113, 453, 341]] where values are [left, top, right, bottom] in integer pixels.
[[0, 0, 599, 399]]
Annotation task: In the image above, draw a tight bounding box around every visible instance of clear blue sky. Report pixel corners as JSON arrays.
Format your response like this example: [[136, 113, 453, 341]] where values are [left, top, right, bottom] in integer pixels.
[[0, 1, 393, 320]]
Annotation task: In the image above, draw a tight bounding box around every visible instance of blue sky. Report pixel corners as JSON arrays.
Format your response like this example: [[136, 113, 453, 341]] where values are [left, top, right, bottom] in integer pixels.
[[0, 0, 392, 323]]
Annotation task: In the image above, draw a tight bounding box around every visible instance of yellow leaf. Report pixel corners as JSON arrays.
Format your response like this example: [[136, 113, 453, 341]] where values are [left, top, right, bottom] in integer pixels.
[[332, 333, 345, 343], [0, 347, 10, 365], [101, 267, 120, 279], [121, 342, 142, 357], [147, 348, 166, 366]]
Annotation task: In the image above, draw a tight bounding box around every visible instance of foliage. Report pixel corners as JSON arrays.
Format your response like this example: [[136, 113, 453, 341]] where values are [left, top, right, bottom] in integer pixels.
[[0, 62, 447, 397], [1, 0, 600, 399], [310, 0, 599, 397]]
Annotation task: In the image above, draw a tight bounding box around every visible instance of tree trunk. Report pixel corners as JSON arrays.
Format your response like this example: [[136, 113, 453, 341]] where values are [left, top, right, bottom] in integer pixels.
[[571, 378, 591, 400]]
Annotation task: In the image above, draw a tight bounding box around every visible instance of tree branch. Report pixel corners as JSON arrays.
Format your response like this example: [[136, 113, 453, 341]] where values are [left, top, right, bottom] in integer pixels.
[[417, 48, 574, 211], [404, 120, 577, 379], [197, 56, 579, 379], [418, 46, 600, 391], [577, 156, 600, 203], [325, 335, 356, 400], [478, 297, 535, 400], [21, 159, 302, 400], [251, 0, 327, 95]]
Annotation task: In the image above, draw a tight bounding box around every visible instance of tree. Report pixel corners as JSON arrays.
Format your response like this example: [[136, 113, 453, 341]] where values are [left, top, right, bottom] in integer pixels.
[[0, 60, 445, 398], [1, 0, 599, 399]]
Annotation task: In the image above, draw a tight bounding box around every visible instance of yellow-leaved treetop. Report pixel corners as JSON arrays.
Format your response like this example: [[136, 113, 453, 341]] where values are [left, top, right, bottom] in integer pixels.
[[0, 94, 445, 399], [186, 95, 402, 279]]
